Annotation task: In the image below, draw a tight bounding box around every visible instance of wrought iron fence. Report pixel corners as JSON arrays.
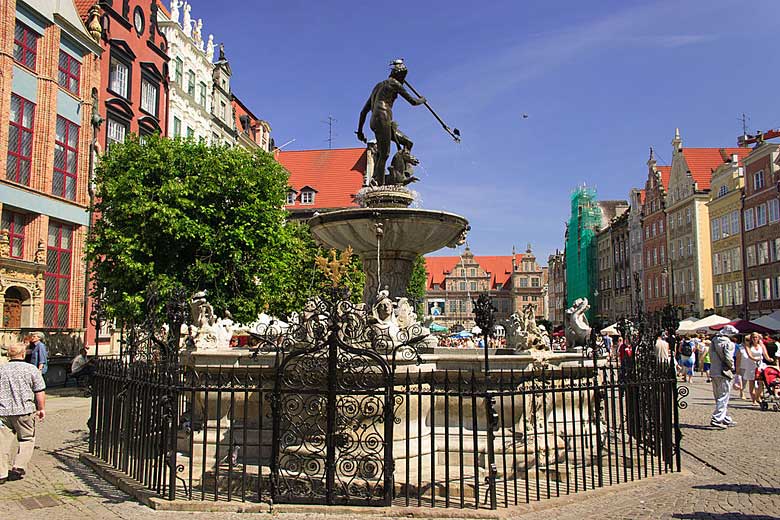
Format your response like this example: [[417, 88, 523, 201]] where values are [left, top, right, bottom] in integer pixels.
[[88, 355, 680, 509]]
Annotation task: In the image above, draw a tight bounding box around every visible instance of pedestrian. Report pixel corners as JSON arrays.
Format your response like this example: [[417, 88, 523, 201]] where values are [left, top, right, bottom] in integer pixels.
[[679, 336, 696, 384], [0, 342, 46, 483], [70, 347, 94, 387], [709, 325, 738, 429], [702, 339, 712, 383], [655, 332, 671, 363], [740, 332, 766, 405], [28, 331, 48, 375]]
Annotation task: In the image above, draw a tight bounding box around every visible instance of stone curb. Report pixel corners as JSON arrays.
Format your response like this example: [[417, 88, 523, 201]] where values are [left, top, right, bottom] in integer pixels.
[[79, 452, 690, 516]]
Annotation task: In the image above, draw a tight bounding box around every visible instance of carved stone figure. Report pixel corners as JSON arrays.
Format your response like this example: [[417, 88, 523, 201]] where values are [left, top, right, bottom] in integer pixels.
[[565, 297, 592, 349], [169, 0, 181, 24], [193, 19, 203, 49], [206, 34, 215, 62], [182, 2, 192, 37], [86, 4, 102, 41], [356, 59, 426, 186], [0, 231, 9, 257], [34, 239, 45, 264], [504, 303, 550, 351]]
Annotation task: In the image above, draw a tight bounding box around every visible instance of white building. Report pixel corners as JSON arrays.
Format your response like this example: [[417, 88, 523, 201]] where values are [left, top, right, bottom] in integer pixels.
[[158, 0, 213, 141]]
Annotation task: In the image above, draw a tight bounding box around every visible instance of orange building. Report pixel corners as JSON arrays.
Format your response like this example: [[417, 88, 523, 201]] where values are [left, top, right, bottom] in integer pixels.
[[1, 0, 102, 357]]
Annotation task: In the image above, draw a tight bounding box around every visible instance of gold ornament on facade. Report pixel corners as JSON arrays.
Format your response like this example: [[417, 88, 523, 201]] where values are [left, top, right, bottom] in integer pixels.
[[34, 239, 45, 264], [0, 231, 9, 258], [315, 246, 353, 288], [87, 4, 102, 42]]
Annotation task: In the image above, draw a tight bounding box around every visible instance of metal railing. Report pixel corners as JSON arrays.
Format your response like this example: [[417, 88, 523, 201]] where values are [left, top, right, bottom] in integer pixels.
[[88, 355, 680, 509]]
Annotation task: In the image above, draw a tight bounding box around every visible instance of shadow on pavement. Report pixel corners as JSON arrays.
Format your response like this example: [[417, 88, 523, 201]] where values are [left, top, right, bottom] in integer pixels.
[[692, 483, 780, 495], [673, 514, 779, 520], [46, 437, 138, 506]]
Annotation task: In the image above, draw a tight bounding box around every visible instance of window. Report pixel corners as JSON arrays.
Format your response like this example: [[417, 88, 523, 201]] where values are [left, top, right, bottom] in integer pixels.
[[654, 277, 658, 298], [769, 199, 780, 223], [449, 300, 457, 312], [688, 270, 694, 293], [646, 251, 651, 267], [711, 218, 720, 242], [13, 21, 38, 69], [774, 277, 780, 300], [669, 215, 674, 230], [735, 280, 744, 305], [220, 101, 227, 121], [58, 51, 80, 94], [721, 215, 729, 239], [677, 213, 682, 226], [686, 207, 691, 224], [173, 117, 181, 137], [301, 190, 314, 204], [761, 278, 771, 301], [744, 208, 755, 231], [746, 245, 756, 267], [718, 185, 727, 198], [712, 253, 720, 276], [7, 94, 34, 185], [460, 300, 467, 313], [758, 241, 770, 264], [140, 78, 159, 116], [186, 126, 194, 138], [659, 220, 664, 233], [53, 116, 79, 200], [186, 70, 195, 96], [652, 248, 657, 265], [652, 222, 657, 237], [44, 221, 73, 327], [731, 210, 740, 235], [714, 284, 722, 307], [687, 237, 693, 256], [470, 281, 476, 291], [106, 117, 127, 148], [199, 82, 207, 107], [531, 277, 540, 287], [756, 204, 767, 227], [519, 277, 528, 288], [773, 238, 780, 263], [1, 210, 26, 258], [469, 268, 475, 277], [725, 283, 733, 306], [109, 57, 129, 98], [286, 191, 295, 205], [732, 247, 741, 271], [678, 239, 683, 258], [174, 58, 183, 86], [754, 170, 765, 190], [644, 227, 649, 239]]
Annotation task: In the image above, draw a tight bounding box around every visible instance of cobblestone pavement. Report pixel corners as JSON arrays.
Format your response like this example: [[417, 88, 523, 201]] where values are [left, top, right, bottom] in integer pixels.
[[0, 378, 777, 519]]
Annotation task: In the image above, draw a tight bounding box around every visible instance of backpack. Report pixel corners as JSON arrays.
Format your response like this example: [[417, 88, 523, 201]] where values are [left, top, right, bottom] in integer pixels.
[[680, 341, 693, 357]]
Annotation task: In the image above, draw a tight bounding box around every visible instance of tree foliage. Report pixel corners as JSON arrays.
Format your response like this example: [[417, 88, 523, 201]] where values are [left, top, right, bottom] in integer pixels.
[[87, 135, 358, 323], [407, 255, 428, 309]]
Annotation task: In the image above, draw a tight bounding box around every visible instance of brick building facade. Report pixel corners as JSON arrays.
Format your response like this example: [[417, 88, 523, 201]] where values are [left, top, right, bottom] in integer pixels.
[[1, 0, 102, 335], [547, 250, 565, 326], [742, 143, 780, 318], [641, 149, 671, 313]]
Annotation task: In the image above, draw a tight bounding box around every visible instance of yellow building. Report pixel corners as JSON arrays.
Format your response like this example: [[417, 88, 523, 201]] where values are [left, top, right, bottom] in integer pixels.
[[707, 153, 747, 318], [664, 129, 749, 315]]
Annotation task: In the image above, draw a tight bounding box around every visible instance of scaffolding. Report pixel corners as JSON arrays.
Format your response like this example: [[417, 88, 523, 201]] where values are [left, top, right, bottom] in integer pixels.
[[565, 186, 601, 320]]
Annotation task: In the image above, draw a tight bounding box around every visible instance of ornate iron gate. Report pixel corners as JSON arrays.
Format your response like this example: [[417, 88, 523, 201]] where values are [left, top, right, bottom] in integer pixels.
[[270, 299, 395, 505]]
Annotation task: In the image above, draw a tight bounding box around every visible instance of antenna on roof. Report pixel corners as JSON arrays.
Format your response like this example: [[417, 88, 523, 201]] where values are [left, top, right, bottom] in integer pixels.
[[738, 113, 750, 139], [323, 115, 337, 149], [273, 138, 296, 152]]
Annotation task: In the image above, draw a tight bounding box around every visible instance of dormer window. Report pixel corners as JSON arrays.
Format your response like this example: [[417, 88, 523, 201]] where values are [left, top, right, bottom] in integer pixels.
[[718, 185, 728, 198], [286, 191, 296, 205], [300, 186, 317, 205]]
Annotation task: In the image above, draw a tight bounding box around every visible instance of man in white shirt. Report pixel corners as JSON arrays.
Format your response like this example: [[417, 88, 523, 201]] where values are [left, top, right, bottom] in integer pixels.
[[70, 348, 94, 384]]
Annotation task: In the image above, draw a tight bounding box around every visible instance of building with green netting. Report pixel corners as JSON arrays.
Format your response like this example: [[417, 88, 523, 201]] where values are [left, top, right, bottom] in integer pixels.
[[564, 186, 629, 323]]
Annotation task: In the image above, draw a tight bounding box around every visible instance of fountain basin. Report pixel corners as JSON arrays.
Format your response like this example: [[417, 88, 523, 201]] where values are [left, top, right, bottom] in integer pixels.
[[308, 207, 468, 303]]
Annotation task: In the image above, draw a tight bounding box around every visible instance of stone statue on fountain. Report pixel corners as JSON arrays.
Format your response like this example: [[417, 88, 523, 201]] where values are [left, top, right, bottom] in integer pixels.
[[504, 303, 550, 352], [369, 290, 437, 352], [565, 297, 592, 349]]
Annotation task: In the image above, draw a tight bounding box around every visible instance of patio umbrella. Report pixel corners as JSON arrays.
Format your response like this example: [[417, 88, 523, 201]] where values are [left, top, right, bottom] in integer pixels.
[[429, 322, 449, 333], [449, 331, 473, 339], [600, 323, 618, 335], [710, 320, 776, 335], [752, 310, 780, 331]]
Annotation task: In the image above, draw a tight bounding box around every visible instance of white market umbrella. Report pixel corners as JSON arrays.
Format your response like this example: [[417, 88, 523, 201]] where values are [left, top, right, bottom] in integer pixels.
[[687, 314, 731, 333], [675, 317, 700, 334], [471, 326, 482, 335], [600, 323, 619, 335], [752, 310, 780, 331]]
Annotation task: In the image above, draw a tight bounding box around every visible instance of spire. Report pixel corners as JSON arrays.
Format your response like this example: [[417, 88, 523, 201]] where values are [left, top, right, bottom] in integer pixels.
[[672, 127, 683, 155], [647, 146, 656, 168], [526, 243, 532, 254]]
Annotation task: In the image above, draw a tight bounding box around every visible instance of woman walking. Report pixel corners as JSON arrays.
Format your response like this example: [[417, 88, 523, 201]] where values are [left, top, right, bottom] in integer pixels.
[[741, 333, 767, 405]]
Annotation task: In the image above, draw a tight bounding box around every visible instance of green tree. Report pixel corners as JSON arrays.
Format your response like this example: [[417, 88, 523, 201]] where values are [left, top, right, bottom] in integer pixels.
[[87, 135, 324, 323], [407, 255, 428, 312]]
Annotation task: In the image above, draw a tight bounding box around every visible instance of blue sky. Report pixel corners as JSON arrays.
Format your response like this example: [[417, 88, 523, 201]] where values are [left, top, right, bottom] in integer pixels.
[[189, 0, 780, 262]]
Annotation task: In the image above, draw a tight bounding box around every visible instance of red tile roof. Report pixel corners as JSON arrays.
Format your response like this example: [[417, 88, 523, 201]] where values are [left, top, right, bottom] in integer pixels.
[[425, 254, 525, 290], [74, 0, 93, 20], [657, 166, 671, 190], [276, 148, 366, 210], [681, 148, 750, 190]]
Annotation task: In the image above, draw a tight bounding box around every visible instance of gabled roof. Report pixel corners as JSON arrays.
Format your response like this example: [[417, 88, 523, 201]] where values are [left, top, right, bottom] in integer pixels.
[[425, 253, 526, 290], [657, 166, 671, 190], [638, 189, 646, 204], [680, 148, 750, 190], [277, 148, 365, 210]]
